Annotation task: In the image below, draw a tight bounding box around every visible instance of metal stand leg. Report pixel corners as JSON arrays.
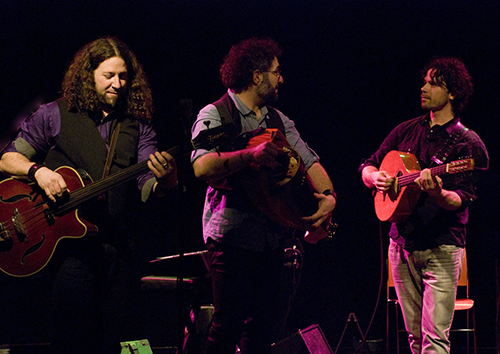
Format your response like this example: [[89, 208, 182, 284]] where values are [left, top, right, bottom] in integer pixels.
[[333, 312, 367, 354]]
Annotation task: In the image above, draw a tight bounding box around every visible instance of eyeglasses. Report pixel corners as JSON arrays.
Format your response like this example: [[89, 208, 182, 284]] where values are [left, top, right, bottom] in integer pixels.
[[264, 69, 281, 78]]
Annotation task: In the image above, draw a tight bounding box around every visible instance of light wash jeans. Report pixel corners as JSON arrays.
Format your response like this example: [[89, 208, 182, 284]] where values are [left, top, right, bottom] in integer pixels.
[[389, 239, 464, 353]]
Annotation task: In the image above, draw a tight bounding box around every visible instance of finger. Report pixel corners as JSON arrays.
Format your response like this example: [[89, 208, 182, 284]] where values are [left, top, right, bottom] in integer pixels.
[[160, 151, 174, 162], [312, 192, 323, 201], [45, 190, 56, 203], [147, 159, 160, 176], [55, 184, 65, 196], [156, 152, 173, 170], [308, 215, 328, 229], [149, 153, 163, 170], [302, 210, 326, 225]]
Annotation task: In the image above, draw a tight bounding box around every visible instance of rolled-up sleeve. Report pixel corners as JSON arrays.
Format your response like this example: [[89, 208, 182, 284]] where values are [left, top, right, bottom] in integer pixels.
[[3, 101, 61, 161], [190, 104, 222, 163], [278, 110, 319, 170]]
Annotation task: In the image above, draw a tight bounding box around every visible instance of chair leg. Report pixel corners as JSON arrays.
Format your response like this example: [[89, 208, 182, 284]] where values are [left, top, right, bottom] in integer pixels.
[[472, 307, 477, 354], [386, 301, 390, 354], [395, 302, 400, 354], [466, 308, 470, 354]]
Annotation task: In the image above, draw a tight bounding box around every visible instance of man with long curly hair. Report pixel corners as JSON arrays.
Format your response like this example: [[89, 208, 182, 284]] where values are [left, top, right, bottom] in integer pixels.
[[0, 37, 178, 353], [360, 57, 489, 353], [191, 37, 337, 354]]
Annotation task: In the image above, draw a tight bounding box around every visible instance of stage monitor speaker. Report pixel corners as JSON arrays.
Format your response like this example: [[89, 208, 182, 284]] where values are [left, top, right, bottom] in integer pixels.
[[272, 324, 333, 354]]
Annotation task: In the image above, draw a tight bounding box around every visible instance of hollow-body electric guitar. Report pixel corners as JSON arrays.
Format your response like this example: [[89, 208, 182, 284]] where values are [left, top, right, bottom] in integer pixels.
[[0, 143, 191, 277], [374, 150, 474, 222]]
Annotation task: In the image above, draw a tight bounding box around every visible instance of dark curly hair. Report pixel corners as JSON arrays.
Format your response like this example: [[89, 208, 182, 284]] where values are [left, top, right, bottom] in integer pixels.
[[220, 38, 282, 93], [61, 37, 153, 119], [422, 57, 473, 116]]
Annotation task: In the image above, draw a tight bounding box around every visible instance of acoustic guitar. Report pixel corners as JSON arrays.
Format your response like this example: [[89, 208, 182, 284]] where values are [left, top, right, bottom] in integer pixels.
[[0, 142, 192, 277], [374, 150, 474, 222]]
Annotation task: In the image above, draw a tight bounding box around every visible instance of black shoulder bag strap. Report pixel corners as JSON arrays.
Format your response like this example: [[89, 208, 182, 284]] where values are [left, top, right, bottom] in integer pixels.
[[213, 93, 240, 137], [264, 106, 286, 135], [430, 121, 468, 166]]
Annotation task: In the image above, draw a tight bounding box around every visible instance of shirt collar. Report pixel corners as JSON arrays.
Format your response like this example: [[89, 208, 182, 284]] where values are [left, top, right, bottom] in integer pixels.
[[227, 89, 269, 123], [420, 113, 461, 135], [444, 116, 461, 135]]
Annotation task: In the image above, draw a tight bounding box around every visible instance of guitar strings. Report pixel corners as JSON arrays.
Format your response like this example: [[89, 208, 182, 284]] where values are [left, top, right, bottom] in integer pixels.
[[1, 145, 190, 274], [5, 142, 185, 223], [396, 164, 449, 187]]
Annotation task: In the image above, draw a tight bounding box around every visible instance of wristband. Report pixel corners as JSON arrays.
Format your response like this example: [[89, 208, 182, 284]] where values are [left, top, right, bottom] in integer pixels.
[[28, 163, 44, 182], [322, 189, 336, 199]]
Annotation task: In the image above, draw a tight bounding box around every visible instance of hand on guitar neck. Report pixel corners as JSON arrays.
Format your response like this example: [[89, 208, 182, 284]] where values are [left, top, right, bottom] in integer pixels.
[[366, 165, 461, 211], [414, 169, 462, 210], [367, 166, 444, 196]]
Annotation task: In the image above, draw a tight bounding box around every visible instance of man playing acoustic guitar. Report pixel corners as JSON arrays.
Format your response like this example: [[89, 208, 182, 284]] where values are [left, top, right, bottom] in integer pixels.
[[190, 37, 336, 354], [360, 57, 489, 353], [0, 37, 178, 353]]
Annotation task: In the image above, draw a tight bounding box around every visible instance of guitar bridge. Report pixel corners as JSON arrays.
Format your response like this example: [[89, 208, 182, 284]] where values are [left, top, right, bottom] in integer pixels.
[[12, 208, 27, 243]]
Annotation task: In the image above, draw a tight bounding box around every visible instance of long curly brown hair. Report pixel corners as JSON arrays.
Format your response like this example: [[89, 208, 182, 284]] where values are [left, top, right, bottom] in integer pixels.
[[61, 37, 153, 119]]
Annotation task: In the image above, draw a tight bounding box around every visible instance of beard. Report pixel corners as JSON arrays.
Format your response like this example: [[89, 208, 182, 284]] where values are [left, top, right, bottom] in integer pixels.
[[97, 91, 126, 113], [98, 92, 118, 107], [257, 76, 279, 103]]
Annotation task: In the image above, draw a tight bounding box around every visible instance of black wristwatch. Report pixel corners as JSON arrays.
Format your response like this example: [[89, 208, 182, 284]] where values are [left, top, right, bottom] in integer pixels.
[[322, 189, 336, 200]]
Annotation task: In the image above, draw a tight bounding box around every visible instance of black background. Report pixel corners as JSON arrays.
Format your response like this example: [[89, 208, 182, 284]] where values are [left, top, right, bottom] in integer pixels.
[[1, 0, 499, 351]]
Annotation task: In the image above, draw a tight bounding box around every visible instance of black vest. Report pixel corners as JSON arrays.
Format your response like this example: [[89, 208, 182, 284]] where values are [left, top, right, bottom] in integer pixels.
[[44, 99, 140, 180], [44, 99, 141, 236]]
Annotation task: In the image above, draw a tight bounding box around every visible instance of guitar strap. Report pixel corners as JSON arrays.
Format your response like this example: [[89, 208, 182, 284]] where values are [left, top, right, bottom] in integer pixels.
[[213, 93, 286, 151], [102, 122, 121, 179], [213, 94, 239, 150], [430, 121, 468, 166]]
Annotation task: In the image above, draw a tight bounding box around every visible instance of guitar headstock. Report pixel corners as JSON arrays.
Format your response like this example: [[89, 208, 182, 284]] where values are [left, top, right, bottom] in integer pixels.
[[448, 158, 475, 174]]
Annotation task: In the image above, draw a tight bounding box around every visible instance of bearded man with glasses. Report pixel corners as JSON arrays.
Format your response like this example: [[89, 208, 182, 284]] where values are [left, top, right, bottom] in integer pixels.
[[190, 37, 336, 354]]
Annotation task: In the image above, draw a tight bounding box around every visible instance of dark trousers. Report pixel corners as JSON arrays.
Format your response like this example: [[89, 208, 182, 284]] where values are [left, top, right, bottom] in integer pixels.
[[50, 242, 136, 354], [204, 240, 284, 354]]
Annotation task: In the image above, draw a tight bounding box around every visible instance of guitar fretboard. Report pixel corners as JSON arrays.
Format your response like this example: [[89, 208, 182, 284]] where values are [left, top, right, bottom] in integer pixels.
[[52, 143, 188, 216], [396, 159, 473, 187]]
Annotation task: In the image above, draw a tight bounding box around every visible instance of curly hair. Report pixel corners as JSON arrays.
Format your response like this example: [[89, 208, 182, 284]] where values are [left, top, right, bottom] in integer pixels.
[[220, 38, 282, 93], [61, 37, 153, 119], [422, 57, 473, 116]]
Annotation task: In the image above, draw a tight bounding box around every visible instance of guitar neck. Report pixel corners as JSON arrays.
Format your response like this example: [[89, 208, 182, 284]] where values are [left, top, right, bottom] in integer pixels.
[[60, 161, 149, 213], [54, 143, 188, 215], [396, 163, 457, 187]]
